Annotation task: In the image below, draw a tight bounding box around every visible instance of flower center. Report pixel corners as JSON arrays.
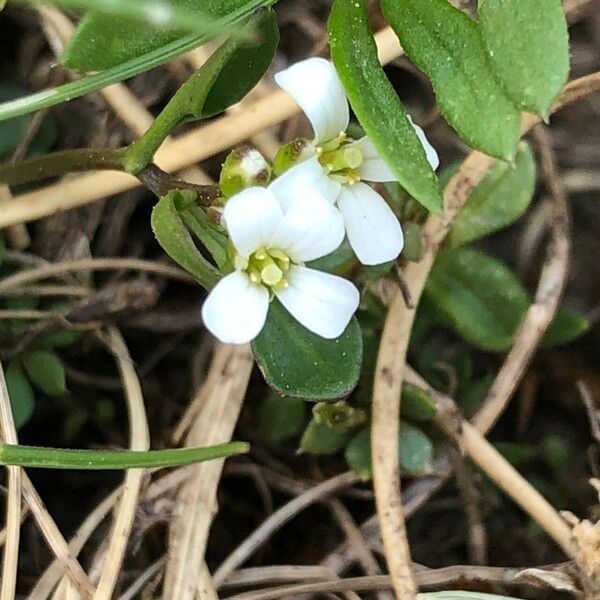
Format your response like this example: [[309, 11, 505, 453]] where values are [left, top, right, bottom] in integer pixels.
[[235, 247, 291, 291], [316, 132, 363, 184]]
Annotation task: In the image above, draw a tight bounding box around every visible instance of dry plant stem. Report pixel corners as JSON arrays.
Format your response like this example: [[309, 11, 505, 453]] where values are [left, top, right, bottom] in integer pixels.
[[404, 367, 574, 557], [369, 74, 600, 599], [29, 490, 120, 600], [0, 361, 21, 600], [213, 471, 359, 588], [21, 476, 95, 598], [448, 449, 487, 565], [35, 469, 192, 600], [222, 563, 578, 600], [473, 125, 571, 433], [0, 26, 402, 228], [0, 257, 196, 293], [328, 499, 382, 577], [89, 327, 149, 600], [162, 342, 254, 600]]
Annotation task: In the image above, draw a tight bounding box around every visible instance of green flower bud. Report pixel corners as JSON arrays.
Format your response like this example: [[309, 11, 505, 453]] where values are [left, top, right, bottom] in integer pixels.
[[272, 137, 314, 176], [219, 146, 271, 198], [313, 400, 366, 432]]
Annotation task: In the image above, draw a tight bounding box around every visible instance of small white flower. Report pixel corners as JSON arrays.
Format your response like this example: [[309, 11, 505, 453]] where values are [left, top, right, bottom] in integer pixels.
[[202, 186, 360, 344], [274, 57, 439, 266]]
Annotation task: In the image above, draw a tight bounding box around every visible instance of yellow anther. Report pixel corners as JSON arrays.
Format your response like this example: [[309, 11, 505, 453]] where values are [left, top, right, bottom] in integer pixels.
[[261, 263, 283, 286], [254, 248, 267, 260]]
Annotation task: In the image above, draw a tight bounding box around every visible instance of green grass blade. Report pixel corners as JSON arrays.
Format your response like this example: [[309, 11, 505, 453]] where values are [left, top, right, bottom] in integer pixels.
[[0, 0, 276, 122]]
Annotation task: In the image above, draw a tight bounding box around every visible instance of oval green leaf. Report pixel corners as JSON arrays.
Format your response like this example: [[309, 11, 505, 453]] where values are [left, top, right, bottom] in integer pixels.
[[425, 247, 530, 351], [542, 308, 589, 348], [151, 190, 221, 289], [23, 350, 67, 397], [61, 0, 268, 71], [479, 0, 569, 116], [448, 142, 536, 247], [328, 0, 442, 212], [5, 361, 35, 429], [345, 423, 434, 479], [252, 298, 363, 400], [260, 392, 307, 444], [380, 0, 520, 160]]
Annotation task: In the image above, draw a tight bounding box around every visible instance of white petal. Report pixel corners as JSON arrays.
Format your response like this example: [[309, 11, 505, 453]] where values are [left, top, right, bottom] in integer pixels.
[[337, 182, 403, 265], [275, 266, 359, 339], [274, 57, 349, 144], [351, 136, 396, 182], [269, 193, 345, 263], [223, 187, 283, 257], [269, 155, 341, 211], [407, 115, 439, 170], [201, 271, 269, 344]]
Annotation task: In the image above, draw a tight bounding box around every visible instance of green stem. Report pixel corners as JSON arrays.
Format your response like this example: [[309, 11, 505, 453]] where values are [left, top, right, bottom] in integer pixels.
[[0, 148, 126, 185], [0, 442, 248, 469], [0, 0, 277, 123]]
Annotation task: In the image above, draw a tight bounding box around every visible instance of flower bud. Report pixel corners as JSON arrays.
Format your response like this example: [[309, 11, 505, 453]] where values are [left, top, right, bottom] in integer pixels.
[[272, 137, 314, 176], [313, 400, 366, 432], [219, 146, 271, 198]]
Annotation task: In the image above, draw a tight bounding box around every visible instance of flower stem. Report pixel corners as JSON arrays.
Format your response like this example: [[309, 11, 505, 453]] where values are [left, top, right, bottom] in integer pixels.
[[0, 442, 248, 469], [0, 148, 127, 186]]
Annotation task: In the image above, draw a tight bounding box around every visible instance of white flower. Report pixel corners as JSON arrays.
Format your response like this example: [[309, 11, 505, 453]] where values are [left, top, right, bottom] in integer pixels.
[[273, 57, 439, 266], [201, 186, 360, 344]]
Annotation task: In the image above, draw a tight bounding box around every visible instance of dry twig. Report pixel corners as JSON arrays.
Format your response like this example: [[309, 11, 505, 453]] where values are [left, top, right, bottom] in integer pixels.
[[162, 343, 254, 600], [369, 73, 600, 598]]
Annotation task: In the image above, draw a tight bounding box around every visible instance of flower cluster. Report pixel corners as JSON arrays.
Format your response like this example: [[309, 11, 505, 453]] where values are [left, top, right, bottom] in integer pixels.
[[202, 58, 438, 345]]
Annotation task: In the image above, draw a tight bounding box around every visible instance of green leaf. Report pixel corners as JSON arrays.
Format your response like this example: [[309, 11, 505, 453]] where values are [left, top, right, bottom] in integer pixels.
[[201, 12, 279, 118], [300, 419, 353, 455], [344, 427, 372, 479], [448, 143, 536, 247], [252, 299, 363, 400], [151, 190, 221, 289], [479, 0, 569, 116], [37, 329, 80, 349], [380, 0, 520, 160], [401, 383, 438, 422], [307, 238, 356, 274], [400, 423, 434, 474], [124, 11, 278, 172], [542, 309, 589, 348], [425, 248, 530, 351], [260, 392, 306, 443], [23, 350, 67, 397], [5, 362, 35, 429], [61, 0, 270, 71], [345, 423, 434, 479], [328, 0, 442, 212], [176, 203, 232, 272], [0, 441, 248, 469], [0, 2, 274, 123]]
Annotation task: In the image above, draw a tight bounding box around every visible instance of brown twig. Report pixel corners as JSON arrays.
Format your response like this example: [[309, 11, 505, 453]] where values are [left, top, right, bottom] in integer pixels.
[[369, 73, 600, 599], [213, 471, 359, 588], [448, 448, 488, 565], [162, 343, 254, 600], [473, 125, 571, 433], [0, 258, 196, 294], [0, 361, 21, 600]]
